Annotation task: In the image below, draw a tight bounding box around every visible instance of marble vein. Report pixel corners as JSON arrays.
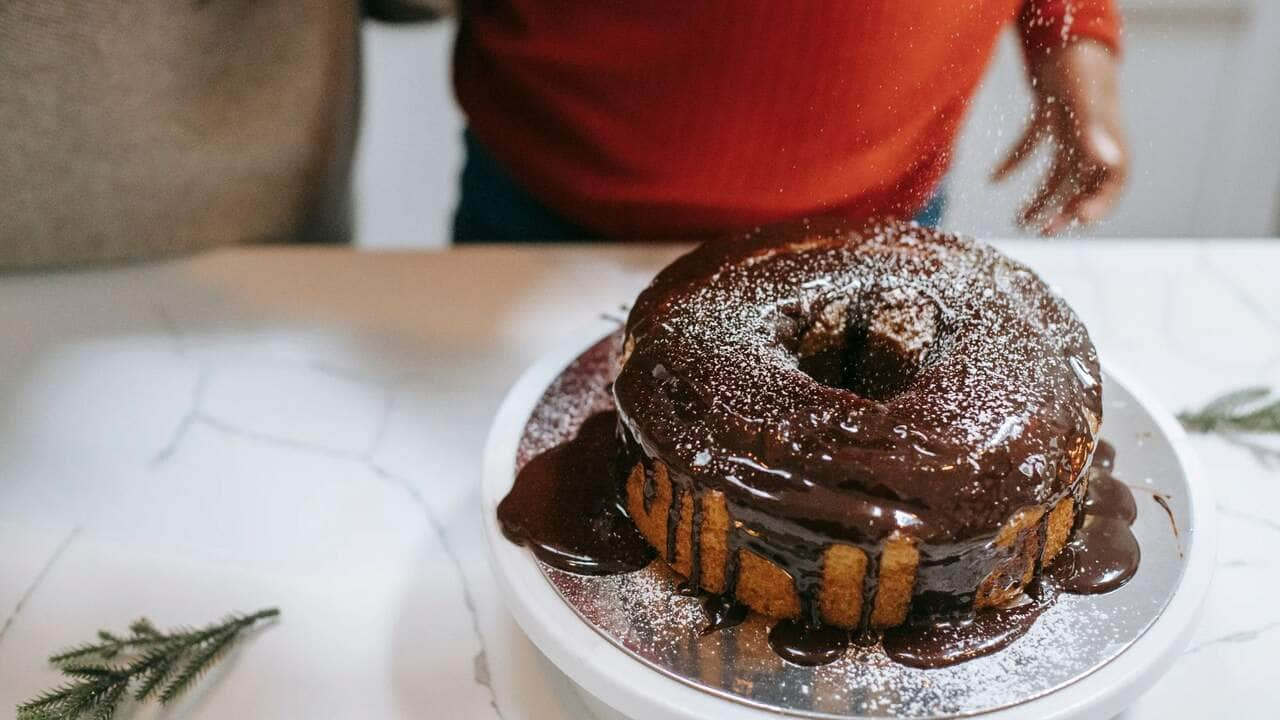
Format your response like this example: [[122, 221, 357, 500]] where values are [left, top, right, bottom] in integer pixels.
[[1218, 505, 1280, 535], [151, 369, 209, 465], [1185, 620, 1280, 655], [1200, 249, 1280, 338], [0, 525, 82, 647], [149, 354, 504, 719], [369, 460, 505, 720]]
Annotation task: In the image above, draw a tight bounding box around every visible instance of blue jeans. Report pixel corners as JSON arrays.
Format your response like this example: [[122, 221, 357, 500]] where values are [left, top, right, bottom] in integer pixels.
[[452, 130, 946, 243]]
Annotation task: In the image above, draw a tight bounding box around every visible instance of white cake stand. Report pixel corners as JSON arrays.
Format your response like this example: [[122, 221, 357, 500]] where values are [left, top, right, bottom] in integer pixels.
[[482, 319, 1215, 720]]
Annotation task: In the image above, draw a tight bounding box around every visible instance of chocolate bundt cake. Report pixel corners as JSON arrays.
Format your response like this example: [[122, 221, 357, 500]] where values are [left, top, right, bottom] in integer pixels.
[[613, 220, 1102, 630]]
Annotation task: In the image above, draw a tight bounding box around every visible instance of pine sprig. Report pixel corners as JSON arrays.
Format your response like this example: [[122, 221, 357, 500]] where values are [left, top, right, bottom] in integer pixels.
[[17, 608, 279, 720], [1179, 386, 1280, 468], [1179, 386, 1280, 434], [15, 669, 129, 720], [157, 624, 240, 704]]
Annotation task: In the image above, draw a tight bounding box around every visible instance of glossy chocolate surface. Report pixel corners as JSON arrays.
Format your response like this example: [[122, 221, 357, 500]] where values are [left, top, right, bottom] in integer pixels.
[[1048, 441, 1140, 594], [614, 220, 1103, 620], [699, 593, 749, 636], [768, 619, 851, 666], [882, 583, 1054, 669], [1083, 467, 1138, 523], [497, 326, 1184, 712], [616, 221, 1101, 545], [500, 331, 1142, 670], [498, 410, 655, 574], [699, 439, 1137, 668]]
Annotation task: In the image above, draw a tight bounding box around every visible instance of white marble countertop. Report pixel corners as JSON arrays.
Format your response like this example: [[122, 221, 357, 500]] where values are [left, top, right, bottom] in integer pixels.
[[1, 241, 1278, 719]]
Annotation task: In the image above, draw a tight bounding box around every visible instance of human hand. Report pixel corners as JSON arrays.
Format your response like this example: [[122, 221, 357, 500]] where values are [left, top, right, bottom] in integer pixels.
[[992, 40, 1128, 235]]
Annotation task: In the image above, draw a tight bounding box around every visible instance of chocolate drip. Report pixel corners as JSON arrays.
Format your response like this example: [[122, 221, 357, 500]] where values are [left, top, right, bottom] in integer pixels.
[[883, 583, 1054, 669], [1092, 439, 1115, 470], [1032, 511, 1050, 574], [1047, 440, 1140, 594], [1083, 470, 1137, 523], [857, 550, 882, 636], [614, 220, 1104, 625], [723, 528, 743, 597], [1049, 516, 1140, 593], [498, 411, 655, 575], [727, 510, 831, 627], [616, 221, 1102, 547], [689, 487, 705, 591], [767, 619, 850, 667], [502, 324, 1142, 671], [699, 593, 749, 636], [641, 463, 657, 514], [796, 560, 825, 626], [666, 479, 685, 565], [1152, 494, 1179, 538]]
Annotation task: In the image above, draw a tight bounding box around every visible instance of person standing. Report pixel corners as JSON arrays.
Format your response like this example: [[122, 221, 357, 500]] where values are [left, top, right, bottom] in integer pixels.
[[452, 1, 1127, 241]]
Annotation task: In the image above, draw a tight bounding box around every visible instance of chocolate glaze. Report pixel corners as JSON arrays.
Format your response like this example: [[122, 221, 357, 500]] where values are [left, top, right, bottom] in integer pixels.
[[641, 465, 657, 514], [859, 550, 882, 633], [882, 583, 1054, 669], [1152, 493, 1179, 538], [699, 593, 749, 636], [615, 220, 1103, 627], [1047, 440, 1140, 594], [767, 619, 850, 666], [499, 247, 1140, 670], [498, 410, 655, 575], [872, 441, 1138, 669], [1082, 468, 1137, 523], [665, 481, 684, 564], [1091, 439, 1115, 470], [1049, 516, 1140, 593]]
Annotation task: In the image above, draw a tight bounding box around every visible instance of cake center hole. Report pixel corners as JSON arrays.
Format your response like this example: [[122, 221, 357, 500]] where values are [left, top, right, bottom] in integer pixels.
[[797, 323, 919, 401]]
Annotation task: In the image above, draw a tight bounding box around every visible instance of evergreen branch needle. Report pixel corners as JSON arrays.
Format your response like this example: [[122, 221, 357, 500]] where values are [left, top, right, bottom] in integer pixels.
[[17, 608, 278, 720], [1179, 386, 1280, 434]]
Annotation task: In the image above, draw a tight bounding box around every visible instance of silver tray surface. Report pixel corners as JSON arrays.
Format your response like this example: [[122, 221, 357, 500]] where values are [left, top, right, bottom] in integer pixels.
[[519, 334, 1191, 719]]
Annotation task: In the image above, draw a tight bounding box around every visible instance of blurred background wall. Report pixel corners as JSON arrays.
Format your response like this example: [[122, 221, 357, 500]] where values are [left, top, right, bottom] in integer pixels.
[[353, 0, 1280, 248]]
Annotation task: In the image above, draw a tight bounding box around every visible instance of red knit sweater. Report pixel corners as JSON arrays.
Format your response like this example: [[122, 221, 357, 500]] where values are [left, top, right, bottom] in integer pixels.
[[454, 1, 1121, 238]]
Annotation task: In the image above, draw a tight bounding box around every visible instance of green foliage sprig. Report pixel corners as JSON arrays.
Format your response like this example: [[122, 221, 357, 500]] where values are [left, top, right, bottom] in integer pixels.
[[1178, 386, 1280, 434], [1179, 387, 1280, 468], [17, 608, 279, 720]]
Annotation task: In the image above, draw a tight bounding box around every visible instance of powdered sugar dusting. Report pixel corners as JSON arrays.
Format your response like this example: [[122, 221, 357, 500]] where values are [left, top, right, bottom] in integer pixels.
[[548, 558, 1149, 719], [515, 331, 622, 470], [513, 338, 1187, 718], [615, 220, 1101, 544]]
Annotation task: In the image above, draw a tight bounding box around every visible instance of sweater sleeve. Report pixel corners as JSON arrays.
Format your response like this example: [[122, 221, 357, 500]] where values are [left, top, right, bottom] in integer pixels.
[[1018, 0, 1123, 56]]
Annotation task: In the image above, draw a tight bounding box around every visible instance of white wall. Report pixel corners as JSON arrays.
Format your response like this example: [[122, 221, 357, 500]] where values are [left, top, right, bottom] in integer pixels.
[[355, 2, 1280, 249], [355, 20, 464, 250], [948, 0, 1280, 239]]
